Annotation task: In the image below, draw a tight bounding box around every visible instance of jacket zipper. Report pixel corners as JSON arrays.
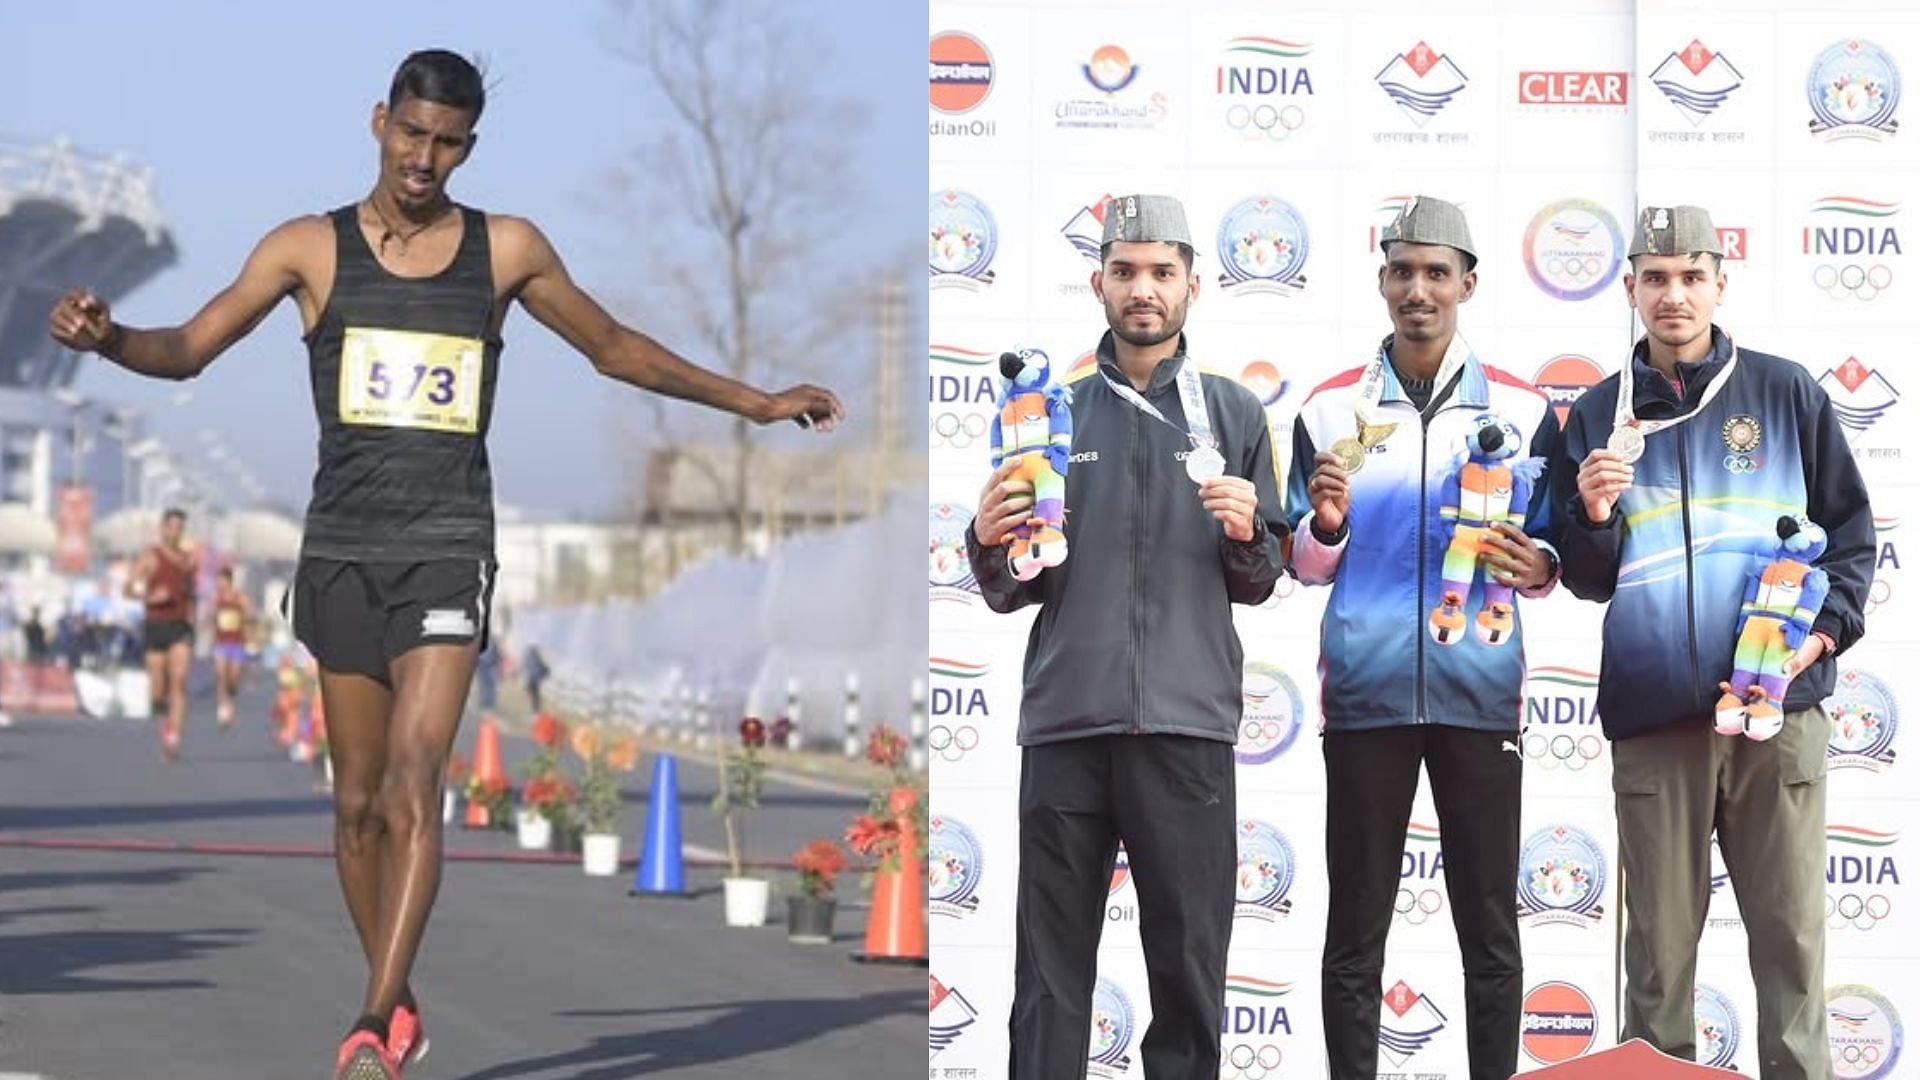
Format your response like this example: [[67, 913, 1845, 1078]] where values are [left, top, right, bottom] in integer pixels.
[[1414, 400, 1430, 723], [1130, 394, 1147, 734], [1678, 421, 1702, 707]]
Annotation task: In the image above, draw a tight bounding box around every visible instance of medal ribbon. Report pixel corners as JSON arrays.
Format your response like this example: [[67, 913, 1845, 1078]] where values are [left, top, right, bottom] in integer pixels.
[[1099, 356, 1216, 451], [1612, 339, 1740, 442]]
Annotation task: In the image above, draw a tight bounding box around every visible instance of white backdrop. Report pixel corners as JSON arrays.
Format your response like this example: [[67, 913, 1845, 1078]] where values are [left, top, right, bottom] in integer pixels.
[[929, 2, 1915, 1077]]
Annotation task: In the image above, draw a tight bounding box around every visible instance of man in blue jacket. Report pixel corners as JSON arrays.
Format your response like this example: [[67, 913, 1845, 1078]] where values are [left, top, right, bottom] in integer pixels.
[[967, 194, 1289, 1080], [1287, 196, 1559, 1080], [1552, 205, 1874, 1080]]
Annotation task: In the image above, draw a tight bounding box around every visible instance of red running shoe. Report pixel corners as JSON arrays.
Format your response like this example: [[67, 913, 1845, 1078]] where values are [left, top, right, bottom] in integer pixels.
[[334, 1029, 399, 1080], [389, 1000, 430, 1070]]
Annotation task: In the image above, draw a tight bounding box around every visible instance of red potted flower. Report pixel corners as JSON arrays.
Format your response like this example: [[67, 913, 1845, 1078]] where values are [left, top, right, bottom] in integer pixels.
[[788, 838, 847, 944]]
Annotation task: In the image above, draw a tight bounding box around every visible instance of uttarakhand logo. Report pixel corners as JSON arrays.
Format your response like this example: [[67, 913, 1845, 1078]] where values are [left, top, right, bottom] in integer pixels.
[[930, 190, 997, 291], [1060, 45, 1168, 131], [1521, 982, 1598, 1064], [1381, 979, 1449, 1067], [1518, 824, 1607, 925], [1376, 41, 1469, 128], [1803, 197, 1900, 302], [1222, 975, 1295, 1079], [1817, 357, 1901, 452], [1828, 984, 1904, 1079], [1217, 36, 1315, 143], [1650, 39, 1744, 126], [1089, 977, 1137, 1078], [1533, 355, 1606, 429], [1695, 983, 1743, 1069], [1060, 193, 1115, 265], [1524, 199, 1624, 302], [930, 501, 980, 603], [1808, 39, 1901, 142], [1235, 819, 1296, 921], [1086, 45, 1138, 93], [929, 815, 983, 919], [1828, 668, 1898, 772], [1217, 196, 1309, 297], [1237, 662, 1304, 766], [929, 975, 979, 1056]]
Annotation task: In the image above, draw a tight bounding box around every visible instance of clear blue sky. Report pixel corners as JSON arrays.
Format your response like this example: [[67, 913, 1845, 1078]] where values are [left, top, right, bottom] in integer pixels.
[[1, 1, 924, 516]]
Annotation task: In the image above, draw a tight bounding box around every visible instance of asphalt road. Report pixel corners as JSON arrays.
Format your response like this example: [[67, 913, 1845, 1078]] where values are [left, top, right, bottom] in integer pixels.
[[0, 674, 922, 1080]]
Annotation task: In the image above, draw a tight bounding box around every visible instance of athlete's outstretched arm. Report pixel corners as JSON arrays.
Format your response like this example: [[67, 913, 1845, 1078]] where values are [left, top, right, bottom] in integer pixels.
[[48, 218, 318, 380], [500, 216, 842, 431]]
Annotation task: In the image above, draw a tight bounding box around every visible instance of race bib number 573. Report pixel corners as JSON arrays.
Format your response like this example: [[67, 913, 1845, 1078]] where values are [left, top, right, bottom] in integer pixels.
[[338, 327, 483, 434]]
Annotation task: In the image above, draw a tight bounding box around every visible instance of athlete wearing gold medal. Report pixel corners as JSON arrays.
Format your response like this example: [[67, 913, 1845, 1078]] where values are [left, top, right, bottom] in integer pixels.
[[48, 49, 842, 1080], [1286, 196, 1560, 1080]]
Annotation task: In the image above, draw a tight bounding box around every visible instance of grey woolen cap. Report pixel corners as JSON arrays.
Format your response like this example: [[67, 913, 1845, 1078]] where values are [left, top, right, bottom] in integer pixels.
[[1380, 195, 1477, 265], [1628, 204, 1723, 258], [1101, 194, 1193, 247]]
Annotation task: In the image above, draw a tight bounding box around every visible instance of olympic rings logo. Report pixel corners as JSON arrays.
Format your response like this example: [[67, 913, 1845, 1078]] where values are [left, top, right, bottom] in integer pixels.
[[1395, 887, 1444, 924], [1522, 732, 1603, 771], [1825, 892, 1892, 931], [1724, 454, 1757, 475], [1224, 1043, 1285, 1078], [1225, 103, 1305, 142], [931, 410, 991, 449], [1241, 718, 1289, 744], [1812, 264, 1893, 301], [929, 724, 981, 762], [1543, 255, 1607, 282], [1835, 1043, 1885, 1066]]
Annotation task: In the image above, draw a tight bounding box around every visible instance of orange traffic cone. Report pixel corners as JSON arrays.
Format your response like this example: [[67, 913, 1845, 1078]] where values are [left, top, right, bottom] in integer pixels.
[[852, 807, 927, 966], [464, 715, 504, 827]]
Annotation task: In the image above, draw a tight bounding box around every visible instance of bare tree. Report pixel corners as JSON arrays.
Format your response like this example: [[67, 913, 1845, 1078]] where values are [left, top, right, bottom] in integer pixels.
[[602, 0, 867, 555]]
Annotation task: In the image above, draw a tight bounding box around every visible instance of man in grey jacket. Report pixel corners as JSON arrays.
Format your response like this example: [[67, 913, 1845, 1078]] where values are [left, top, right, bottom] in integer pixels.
[[966, 193, 1290, 1080]]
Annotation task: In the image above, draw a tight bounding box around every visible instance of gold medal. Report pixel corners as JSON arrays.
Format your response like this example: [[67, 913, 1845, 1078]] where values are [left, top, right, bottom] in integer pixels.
[[1333, 416, 1397, 474]]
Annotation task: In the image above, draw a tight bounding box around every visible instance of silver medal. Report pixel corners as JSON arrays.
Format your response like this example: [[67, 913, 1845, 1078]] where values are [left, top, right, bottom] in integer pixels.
[[1606, 426, 1645, 464], [1185, 445, 1226, 483]]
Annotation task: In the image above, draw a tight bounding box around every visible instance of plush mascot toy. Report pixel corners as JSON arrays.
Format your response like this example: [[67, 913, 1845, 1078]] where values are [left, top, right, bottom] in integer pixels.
[[1714, 514, 1830, 741], [990, 347, 1072, 581], [1428, 412, 1544, 647]]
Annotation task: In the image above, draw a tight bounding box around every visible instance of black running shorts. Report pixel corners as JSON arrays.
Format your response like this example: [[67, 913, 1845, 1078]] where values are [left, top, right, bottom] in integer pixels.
[[143, 619, 193, 654], [287, 558, 495, 683]]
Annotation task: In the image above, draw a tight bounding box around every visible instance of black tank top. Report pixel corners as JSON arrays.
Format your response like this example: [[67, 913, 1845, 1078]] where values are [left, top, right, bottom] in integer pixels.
[[300, 204, 502, 561]]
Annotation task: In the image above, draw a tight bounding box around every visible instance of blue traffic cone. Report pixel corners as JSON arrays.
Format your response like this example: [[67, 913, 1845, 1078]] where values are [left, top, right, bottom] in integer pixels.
[[631, 754, 685, 895]]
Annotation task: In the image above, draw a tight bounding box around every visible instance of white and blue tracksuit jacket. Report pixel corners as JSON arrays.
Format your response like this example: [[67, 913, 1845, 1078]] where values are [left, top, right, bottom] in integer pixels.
[[1285, 338, 1561, 733]]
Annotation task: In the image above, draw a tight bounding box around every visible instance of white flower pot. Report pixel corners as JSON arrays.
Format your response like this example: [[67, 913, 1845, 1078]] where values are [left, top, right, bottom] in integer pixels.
[[723, 877, 771, 927], [582, 832, 622, 876], [516, 809, 552, 850]]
